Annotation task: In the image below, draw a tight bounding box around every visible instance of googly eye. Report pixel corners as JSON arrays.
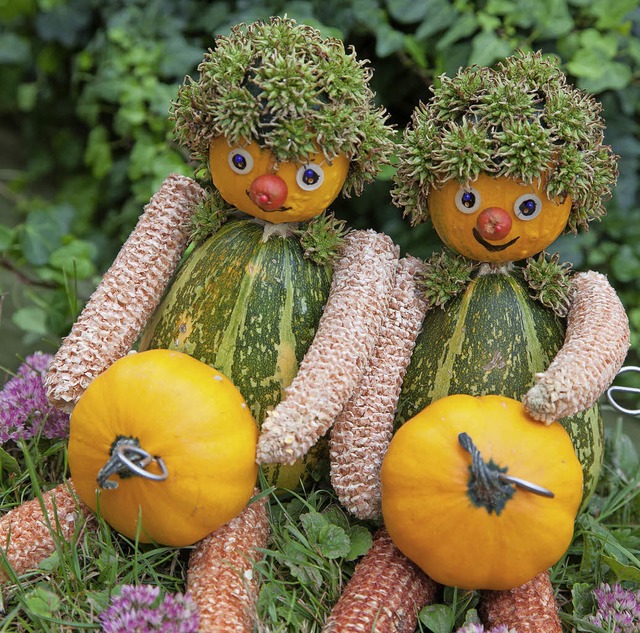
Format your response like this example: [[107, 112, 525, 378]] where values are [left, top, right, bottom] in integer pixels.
[[514, 194, 542, 220], [296, 164, 325, 191], [455, 187, 481, 214], [227, 148, 254, 174]]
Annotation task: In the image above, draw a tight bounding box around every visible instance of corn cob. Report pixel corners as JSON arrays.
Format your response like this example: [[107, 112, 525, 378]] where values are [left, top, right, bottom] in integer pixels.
[[0, 481, 93, 581], [330, 256, 428, 520], [187, 494, 269, 633], [45, 174, 206, 413], [323, 528, 438, 633], [481, 571, 561, 633], [257, 230, 400, 465], [523, 271, 630, 423]]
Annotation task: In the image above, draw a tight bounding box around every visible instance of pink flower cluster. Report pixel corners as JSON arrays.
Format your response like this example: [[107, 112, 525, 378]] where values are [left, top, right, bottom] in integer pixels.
[[0, 352, 69, 444], [99, 584, 199, 633], [588, 583, 640, 632], [455, 624, 516, 633]]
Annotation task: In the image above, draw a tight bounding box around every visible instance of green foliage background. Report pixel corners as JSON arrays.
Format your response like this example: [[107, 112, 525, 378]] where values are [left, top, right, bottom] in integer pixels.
[[1, 0, 639, 369]]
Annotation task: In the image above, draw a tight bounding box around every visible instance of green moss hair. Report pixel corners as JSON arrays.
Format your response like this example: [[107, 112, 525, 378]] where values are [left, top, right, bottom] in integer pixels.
[[172, 17, 394, 198], [392, 51, 618, 232]]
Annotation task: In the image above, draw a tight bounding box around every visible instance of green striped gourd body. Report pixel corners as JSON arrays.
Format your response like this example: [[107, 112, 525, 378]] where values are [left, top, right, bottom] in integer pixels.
[[139, 218, 332, 490], [395, 267, 603, 509]]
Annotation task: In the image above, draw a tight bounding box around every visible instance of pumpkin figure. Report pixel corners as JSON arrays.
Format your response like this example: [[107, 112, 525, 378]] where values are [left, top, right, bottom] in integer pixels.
[[0, 17, 396, 633], [256, 52, 629, 632]]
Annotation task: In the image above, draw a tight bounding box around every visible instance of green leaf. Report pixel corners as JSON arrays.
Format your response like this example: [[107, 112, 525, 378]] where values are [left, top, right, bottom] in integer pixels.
[[85, 126, 113, 179], [387, 0, 429, 24], [20, 204, 74, 266], [300, 512, 351, 559], [0, 32, 31, 64], [23, 585, 61, 617], [415, 0, 458, 40], [0, 446, 20, 475], [419, 603, 456, 633], [49, 240, 96, 280], [38, 551, 60, 572], [12, 306, 49, 336], [0, 225, 14, 252], [571, 582, 596, 618], [468, 30, 513, 67], [601, 555, 640, 582], [611, 244, 640, 282], [374, 23, 406, 57], [436, 13, 478, 50], [345, 525, 373, 561]]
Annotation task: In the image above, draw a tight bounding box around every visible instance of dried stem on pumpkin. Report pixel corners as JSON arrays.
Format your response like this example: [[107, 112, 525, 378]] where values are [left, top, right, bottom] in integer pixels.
[[45, 174, 206, 413], [481, 571, 562, 633], [0, 481, 94, 581], [186, 493, 269, 633], [323, 528, 438, 633], [523, 271, 630, 423], [256, 230, 400, 465], [330, 256, 428, 520]]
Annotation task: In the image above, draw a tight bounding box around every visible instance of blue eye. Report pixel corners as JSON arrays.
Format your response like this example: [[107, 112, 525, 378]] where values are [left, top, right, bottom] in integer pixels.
[[514, 194, 542, 220], [227, 148, 254, 174], [296, 164, 325, 191], [455, 186, 481, 213]]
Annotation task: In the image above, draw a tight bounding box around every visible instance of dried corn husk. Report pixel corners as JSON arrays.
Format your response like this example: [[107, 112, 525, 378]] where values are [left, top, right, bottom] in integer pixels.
[[45, 174, 205, 412], [524, 271, 630, 423], [330, 256, 428, 520], [257, 230, 400, 465], [187, 495, 269, 632], [323, 528, 437, 633]]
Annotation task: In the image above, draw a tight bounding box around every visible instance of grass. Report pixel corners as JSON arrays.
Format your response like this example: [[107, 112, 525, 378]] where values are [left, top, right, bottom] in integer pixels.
[[0, 411, 638, 632]]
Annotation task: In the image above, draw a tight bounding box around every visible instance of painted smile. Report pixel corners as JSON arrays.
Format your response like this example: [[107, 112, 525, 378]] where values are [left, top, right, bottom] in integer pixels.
[[472, 228, 520, 252], [245, 190, 292, 213]]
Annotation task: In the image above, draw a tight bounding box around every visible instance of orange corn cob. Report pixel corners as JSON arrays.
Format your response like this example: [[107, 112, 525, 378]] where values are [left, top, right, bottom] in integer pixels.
[[524, 271, 630, 423], [330, 256, 428, 520], [0, 481, 93, 581], [323, 529, 438, 633], [257, 230, 400, 465], [45, 174, 205, 412], [187, 495, 270, 632], [481, 571, 562, 633]]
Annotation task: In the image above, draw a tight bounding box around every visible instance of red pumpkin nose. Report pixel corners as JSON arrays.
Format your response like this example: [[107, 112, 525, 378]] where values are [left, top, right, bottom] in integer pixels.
[[249, 174, 288, 211], [475, 207, 512, 241]]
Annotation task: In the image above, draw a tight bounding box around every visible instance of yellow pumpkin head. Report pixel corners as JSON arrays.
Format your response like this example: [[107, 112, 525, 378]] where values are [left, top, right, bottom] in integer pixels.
[[427, 173, 572, 263], [381, 394, 583, 591], [68, 349, 258, 547], [209, 137, 350, 224]]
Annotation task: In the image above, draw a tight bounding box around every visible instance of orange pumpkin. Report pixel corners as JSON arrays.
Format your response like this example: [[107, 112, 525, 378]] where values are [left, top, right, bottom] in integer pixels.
[[68, 350, 258, 547], [381, 394, 583, 590]]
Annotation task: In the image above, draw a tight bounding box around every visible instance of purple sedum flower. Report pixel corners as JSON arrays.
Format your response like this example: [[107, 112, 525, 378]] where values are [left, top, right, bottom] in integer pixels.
[[456, 625, 517, 633], [588, 583, 640, 633], [99, 584, 199, 633], [0, 352, 69, 444]]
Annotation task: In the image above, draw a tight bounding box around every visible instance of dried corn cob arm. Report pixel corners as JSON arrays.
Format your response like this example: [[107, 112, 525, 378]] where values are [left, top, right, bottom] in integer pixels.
[[523, 271, 630, 423], [0, 481, 94, 581], [481, 571, 561, 633], [257, 230, 400, 465], [323, 528, 438, 633], [45, 174, 206, 412], [186, 494, 269, 633], [330, 256, 428, 520]]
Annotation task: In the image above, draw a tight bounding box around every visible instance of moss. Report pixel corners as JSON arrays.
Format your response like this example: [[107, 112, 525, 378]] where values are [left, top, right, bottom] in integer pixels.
[[172, 17, 394, 198], [393, 51, 618, 232], [190, 190, 234, 244]]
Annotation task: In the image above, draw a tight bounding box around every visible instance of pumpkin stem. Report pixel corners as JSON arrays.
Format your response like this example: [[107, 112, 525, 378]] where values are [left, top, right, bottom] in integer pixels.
[[97, 436, 169, 490], [458, 432, 554, 516]]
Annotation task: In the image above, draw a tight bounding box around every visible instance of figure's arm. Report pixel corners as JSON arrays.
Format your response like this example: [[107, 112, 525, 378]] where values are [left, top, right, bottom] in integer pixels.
[[330, 256, 428, 520], [523, 271, 630, 423], [256, 230, 400, 465], [45, 174, 206, 412]]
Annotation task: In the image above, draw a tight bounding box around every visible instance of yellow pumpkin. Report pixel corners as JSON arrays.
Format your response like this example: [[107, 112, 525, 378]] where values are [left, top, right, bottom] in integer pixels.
[[68, 349, 258, 547], [381, 394, 583, 591]]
